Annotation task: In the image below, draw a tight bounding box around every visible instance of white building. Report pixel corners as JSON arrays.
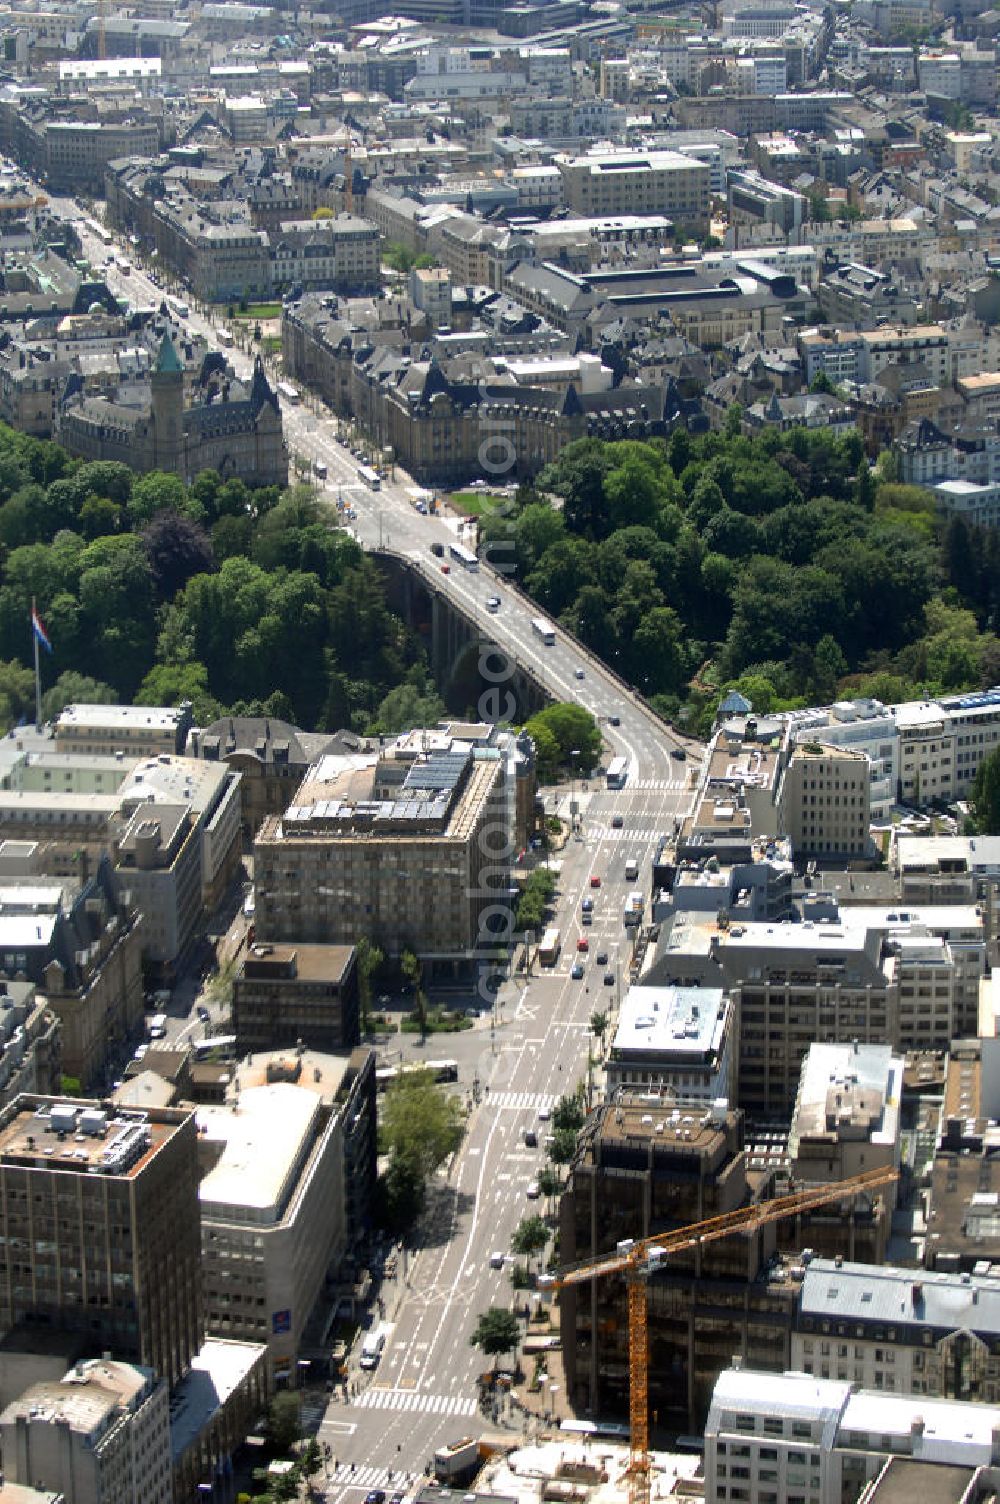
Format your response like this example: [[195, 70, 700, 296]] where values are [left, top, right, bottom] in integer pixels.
[[607, 984, 736, 1101], [786, 700, 897, 822], [705, 1365, 1000, 1504], [787, 1042, 902, 1199], [0, 1360, 170, 1504]]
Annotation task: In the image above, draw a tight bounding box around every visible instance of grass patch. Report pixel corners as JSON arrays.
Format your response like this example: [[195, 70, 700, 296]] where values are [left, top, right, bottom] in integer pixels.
[[400, 1007, 473, 1034], [233, 303, 283, 321], [261, 335, 282, 355], [449, 490, 509, 517]]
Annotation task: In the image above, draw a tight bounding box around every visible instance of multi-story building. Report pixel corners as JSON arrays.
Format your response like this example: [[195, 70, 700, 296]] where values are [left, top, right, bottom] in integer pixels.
[[705, 1365, 1000, 1504], [777, 743, 871, 860], [554, 149, 710, 229], [0, 982, 61, 1112], [0, 1095, 202, 1386], [232, 943, 360, 1053], [792, 1258, 1000, 1401], [52, 703, 194, 761], [0, 1359, 170, 1504], [729, 169, 806, 232], [787, 1043, 902, 1207], [196, 1047, 376, 1384], [188, 716, 348, 839], [858, 326, 951, 386], [0, 860, 143, 1092], [270, 214, 380, 295], [254, 729, 515, 972], [606, 985, 736, 1103], [785, 699, 897, 823]]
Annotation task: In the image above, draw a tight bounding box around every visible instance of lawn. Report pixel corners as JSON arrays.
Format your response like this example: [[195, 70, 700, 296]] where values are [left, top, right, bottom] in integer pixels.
[[401, 1007, 473, 1034], [231, 302, 283, 321], [449, 490, 510, 517]]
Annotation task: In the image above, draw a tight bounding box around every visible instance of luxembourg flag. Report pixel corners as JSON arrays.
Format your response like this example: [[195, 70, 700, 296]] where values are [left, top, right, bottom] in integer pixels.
[[31, 603, 52, 654]]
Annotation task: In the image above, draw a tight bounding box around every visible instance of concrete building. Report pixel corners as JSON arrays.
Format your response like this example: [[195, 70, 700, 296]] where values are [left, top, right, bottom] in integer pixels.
[[785, 699, 898, 824], [254, 729, 514, 972], [554, 149, 710, 228], [168, 1338, 270, 1504], [787, 1043, 902, 1207], [270, 214, 380, 295], [778, 742, 871, 860], [0, 1359, 170, 1504], [187, 717, 349, 839], [52, 703, 193, 761], [729, 168, 806, 232], [606, 984, 736, 1103], [0, 982, 61, 1113], [233, 942, 360, 1053], [859, 326, 951, 387], [705, 1366, 1000, 1504], [0, 1096, 202, 1386], [115, 755, 243, 912], [196, 1047, 376, 1384]]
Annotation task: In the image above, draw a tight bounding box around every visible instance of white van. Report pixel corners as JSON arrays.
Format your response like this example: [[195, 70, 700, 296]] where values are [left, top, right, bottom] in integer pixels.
[[360, 1329, 385, 1370], [148, 1013, 167, 1040], [624, 858, 639, 881]]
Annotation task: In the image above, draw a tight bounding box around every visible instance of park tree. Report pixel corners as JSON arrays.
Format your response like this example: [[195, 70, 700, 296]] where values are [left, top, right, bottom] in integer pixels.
[[265, 1392, 302, 1454], [380, 1069, 463, 1211], [400, 948, 429, 1037], [470, 1307, 520, 1371]]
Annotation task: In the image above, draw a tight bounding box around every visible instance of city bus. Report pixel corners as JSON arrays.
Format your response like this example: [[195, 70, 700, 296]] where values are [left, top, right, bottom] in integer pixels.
[[375, 1059, 459, 1091], [191, 1035, 238, 1060], [449, 540, 479, 572], [166, 294, 189, 319], [357, 464, 382, 491], [531, 617, 556, 646], [606, 755, 629, 790], [538, 927, 561, 966], [277, 381, 301, 405]]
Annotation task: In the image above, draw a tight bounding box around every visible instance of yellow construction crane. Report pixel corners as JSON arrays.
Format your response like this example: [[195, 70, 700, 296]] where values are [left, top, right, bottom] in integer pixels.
[[538, 1165, 898, 1504]]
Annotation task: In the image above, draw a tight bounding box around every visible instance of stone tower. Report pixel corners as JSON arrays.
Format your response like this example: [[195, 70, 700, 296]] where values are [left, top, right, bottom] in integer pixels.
[[150, 332, 185, 476]]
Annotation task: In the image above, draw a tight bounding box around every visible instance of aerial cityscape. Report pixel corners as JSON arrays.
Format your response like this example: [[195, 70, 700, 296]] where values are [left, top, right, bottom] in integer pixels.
[[2, 0, 1000, 1501]]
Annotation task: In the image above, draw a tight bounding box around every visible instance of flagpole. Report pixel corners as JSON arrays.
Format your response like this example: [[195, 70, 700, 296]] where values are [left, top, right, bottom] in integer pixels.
[[32, 596, 41, 730]]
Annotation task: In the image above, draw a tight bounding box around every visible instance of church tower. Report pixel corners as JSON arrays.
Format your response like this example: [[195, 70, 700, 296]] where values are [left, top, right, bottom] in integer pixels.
[[150, 333, 185, 476]]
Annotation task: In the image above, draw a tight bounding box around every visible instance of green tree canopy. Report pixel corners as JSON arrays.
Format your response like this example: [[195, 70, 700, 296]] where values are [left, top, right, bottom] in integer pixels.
[[470, 1307, 520, 1369]]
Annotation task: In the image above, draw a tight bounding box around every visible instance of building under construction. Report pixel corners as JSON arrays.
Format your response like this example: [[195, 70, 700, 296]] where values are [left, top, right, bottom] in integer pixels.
[[557, 1093, 891, 1432]]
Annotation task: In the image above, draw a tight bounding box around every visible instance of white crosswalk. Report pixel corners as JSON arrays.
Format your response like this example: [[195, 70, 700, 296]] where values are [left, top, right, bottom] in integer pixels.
[[631, 777, 687, 791], [487, 1090, 555, 1112], [354, 1388, 478, 1417], [600, 826, 658, 840], [330, 1463, 401, 1489]]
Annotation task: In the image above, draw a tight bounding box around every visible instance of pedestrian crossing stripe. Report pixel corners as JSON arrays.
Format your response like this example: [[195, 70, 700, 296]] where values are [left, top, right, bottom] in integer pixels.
[[353, 1389, 478, 1416], [487, 1091, 555, 1112], [632, 778, 687, 791], [331, 1463, 418, 1489]]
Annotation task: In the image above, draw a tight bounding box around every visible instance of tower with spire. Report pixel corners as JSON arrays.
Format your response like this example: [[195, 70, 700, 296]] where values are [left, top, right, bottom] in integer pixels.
[[150, 332, 185, 476]]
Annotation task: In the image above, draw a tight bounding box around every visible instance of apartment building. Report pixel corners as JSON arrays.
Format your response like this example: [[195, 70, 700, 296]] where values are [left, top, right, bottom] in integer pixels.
[[270, 214, 380, 294], [792, 1259, 1000, 1402], [705, 1365, 1000, 1504], [729, 169, 806, 232], [786, 699, 897, 822], [606, 984, 736, 1103], [0, 1359, 170, 1504], [254, 730, 513, 971], [778, 744, 871, 860], [188, 716, 347, 839], [554, 149, 710, 229], [232, 943, 360, 1053], [0, 1096, 202, 1386], [0, 982, 61, 1112], [859, 326, 951, 386], [197, 1047, 376, 1384]]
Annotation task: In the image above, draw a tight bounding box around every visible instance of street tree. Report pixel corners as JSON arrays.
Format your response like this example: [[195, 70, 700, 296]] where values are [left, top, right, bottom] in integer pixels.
[[380, 1070, 464, 1183], [356, 937, 384, 1034], [552, 1093, 585, 1132], [511, 1214, 549, 1268], [548, 1126, 579, 1166], [400, 947, 428, 1037], [470, 1307, 520, 1371], [590, 1010, 608, 1046]]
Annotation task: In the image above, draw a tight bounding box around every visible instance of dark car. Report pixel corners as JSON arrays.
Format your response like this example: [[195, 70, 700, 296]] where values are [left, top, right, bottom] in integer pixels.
[[612, 814, 624, 828], [603, 971, 615, 986], [197, 1005, 210, 1023], [431, 542, 444, 557], [609, 715, 621, 727], [390, 1493, 406, 1504], [671, 747, 687, 760], [571, 962, 585, 979], [366, 1491, 387, 1504], [596, 950, 608, 965]]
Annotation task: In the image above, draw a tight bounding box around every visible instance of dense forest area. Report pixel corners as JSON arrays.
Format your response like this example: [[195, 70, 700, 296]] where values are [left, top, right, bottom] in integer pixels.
[[0, 424, 444, 734], [479, 423, 1000, 736]]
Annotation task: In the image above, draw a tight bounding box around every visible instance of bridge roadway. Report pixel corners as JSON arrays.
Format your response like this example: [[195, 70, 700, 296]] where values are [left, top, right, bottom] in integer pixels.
[[56, 197, 701, 788]]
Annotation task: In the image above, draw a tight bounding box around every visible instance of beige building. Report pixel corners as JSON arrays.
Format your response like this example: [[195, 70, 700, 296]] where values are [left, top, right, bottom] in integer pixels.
[[554, 148, 710, 227], [0, 1096, 202, 1387], [52, 703, 193, 760], [0, 1360, 170, 1504], [254, 729, 513, 971], [779, 742, 871, 859], [197, 1048, 376, 1385]]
